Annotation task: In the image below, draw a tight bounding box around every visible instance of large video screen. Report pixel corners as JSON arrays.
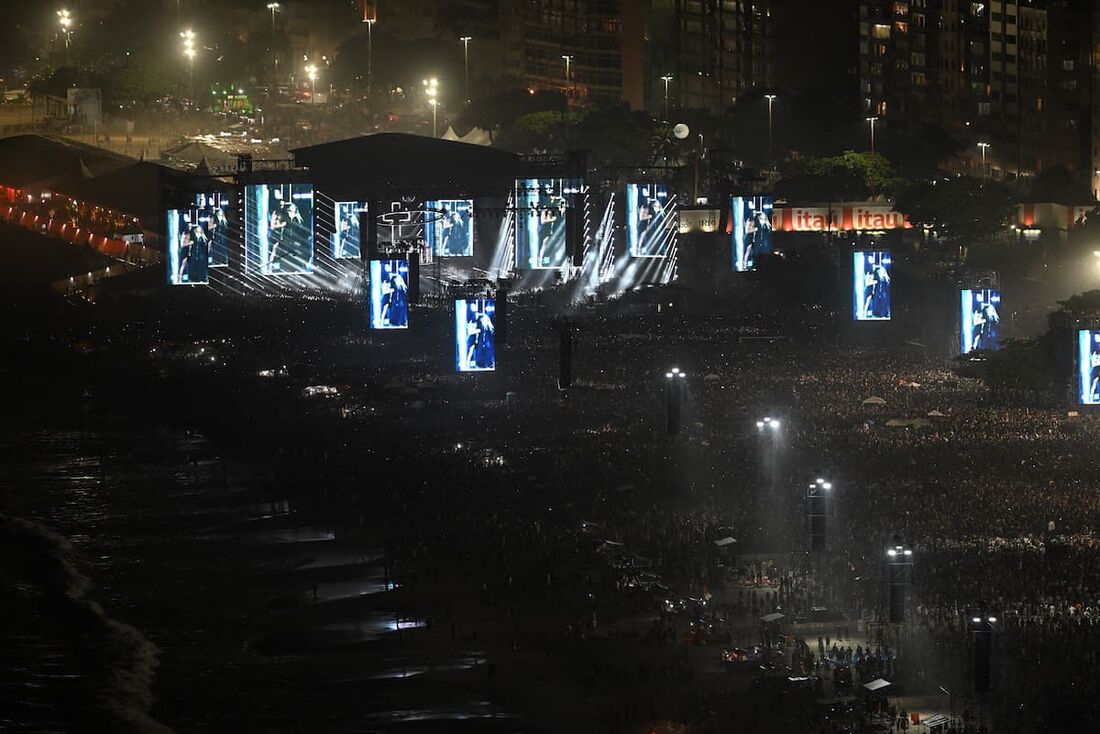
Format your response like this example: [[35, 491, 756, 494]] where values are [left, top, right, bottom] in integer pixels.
[[426, 199, 473, 257], [961, 289, 1001, 353], [627, 183, 675, 257], [731, 195, 774, 272], [455, 298, 496, 372], [333, 201, 367, 259], [369, 259, 410, 330], [166, 193, 233, 285], [515, 178, 582, 269], [853, 250, 892, 321], [1079, 330, 1100, 405], [244, 183, 314, 275]]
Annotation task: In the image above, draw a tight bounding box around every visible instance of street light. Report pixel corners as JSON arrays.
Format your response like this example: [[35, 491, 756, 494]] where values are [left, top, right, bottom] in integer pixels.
[[562, 54, 573, 99], [866, 116, 878, 154], [764, 93, 777, 166], [977, 142, 990, 179], [364, 16, 375, 98], [266, 2, 279, 34], [423, 77, 439, 137], [756, 416, 780, 431], [306, 63, 318, 103], [57, 9, 73, 49], [660, 74, 673, 121], [181, 30, 197, 102], [460, 36, 472, 104]]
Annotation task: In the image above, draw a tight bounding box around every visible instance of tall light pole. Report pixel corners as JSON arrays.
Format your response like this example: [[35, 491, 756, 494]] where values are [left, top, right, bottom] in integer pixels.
[[978, 142, 990, 179], [57, 9, 73, 49], [364, 17, 375, 98], [460, 36, 472, 104], [562, 54, 573, 99], [423, 77, 438, 136], [665, 368, 686, 436], [306, 63, 318, 104], [765, 93, 777, 166], [181, 29, 197, 103], [266, 2, 279, 35], [660, 74, 673, 121], [866, 116, 878, 154], [266, 2, 280, 88]]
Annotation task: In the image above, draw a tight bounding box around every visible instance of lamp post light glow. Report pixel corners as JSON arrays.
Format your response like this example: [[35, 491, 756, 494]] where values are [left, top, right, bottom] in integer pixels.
[[423, 77, 439, 136], [181, 30, 197, 102], [665, 367, 686, 435], [764, 94, 777, 165], [562, 54, 573, 99], [977, 142, 990, 179], [660, 74, 673, 121], [306, 63, 318, 104], [364, 16, 375, 97], [866, 116, 878, 153], [460, 36, 472, 104], [57, 9, 73, 49]]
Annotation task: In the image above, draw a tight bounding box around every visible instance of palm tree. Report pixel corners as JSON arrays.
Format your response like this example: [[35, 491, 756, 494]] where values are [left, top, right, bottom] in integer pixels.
[[650, 124, 679, 166]]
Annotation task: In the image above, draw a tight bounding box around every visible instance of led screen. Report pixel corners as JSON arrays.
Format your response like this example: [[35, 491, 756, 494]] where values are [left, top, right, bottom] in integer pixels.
[[333, 201, 367, 259], [369, 259, 410, 330], [853, 250, 892, 321], [1079, 330, 1100, 405], [426, 199, 473, 257], [515, 179, 582, 269], [731, 195, 774, 272], [961, 289, 1001, 353], [455, 298, 496, 372], [244, 183, 314, 275], [627, 183, 675, 257], [166, 193, 233, 285]]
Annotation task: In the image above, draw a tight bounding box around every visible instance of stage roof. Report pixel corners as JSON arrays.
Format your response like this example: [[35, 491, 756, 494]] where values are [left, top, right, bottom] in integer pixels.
[[0, 134, 213, 224], [290, 133, 523, 197]]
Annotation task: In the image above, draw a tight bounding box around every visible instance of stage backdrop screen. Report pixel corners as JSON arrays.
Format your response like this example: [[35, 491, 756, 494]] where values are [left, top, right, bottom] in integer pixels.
[[244, 183, 314, 275], [961, 289, 1001, 353], [731, 195, 774, 271], [455, 298, 496, 372], [627, 183, 675, 257], [166, 193, 233, 285], [515, 178, 582, 269], [1079, 330, 1100, 405], [333, 201, 367, 259], [425, 199, 473, 257], [853, 250, 892, 321], [369, 259, 410, 330]]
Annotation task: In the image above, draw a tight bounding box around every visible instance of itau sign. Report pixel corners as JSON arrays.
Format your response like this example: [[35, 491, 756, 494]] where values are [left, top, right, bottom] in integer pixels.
[[773, 203, 911, 232]]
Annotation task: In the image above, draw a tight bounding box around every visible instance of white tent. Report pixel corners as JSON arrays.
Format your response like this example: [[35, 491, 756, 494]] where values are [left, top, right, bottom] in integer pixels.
[[862, 396, 887, 405], [713, 536, 737, 547], [862, 678, 891, 692], [927, 410, 946, 417]]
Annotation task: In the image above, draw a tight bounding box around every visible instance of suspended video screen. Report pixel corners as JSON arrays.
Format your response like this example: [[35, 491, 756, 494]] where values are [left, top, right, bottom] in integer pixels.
[[853, 250, 892, 321], [244, 183, 314, 275], [455, 298, 496, 372], [333, 201, 367, 259], [166, 193, 233, 285], [961, 289, 1001, 354], [627, 183, 675, 257], [1079, 330, 1100, 405], [425, 199, 473, 257], [731, 195, 774, 272], [515, 178, 582, 269], [369, 259, 410, 330]]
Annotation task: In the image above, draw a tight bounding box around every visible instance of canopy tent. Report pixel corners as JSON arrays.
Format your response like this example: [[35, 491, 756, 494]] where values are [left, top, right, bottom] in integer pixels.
[[441, 126, 493, 146], [927, 409, 946, 417], [862, 678, 891, 692], [862, 396, 887, 405], [713, 536, 737, 548], [760, 612, 785, 623], [703, 373, 721, 382]]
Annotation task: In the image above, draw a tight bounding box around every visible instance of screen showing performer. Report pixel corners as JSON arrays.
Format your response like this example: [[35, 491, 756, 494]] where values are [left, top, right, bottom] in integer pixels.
[[455, 298, 496, 372], [426, 199, 474, 257], [369, 259, 410, 330], [1079, 330, 1100, 405], [334, 201, 367, 259], [515, 178, 582, 269], [731, 196, 774, 272], [244, 183, 315, 275], [852, 250, 892, 321], [166, 208, 210, 285], [961, 289, 1001, 353], [627, 183, 675, 258]]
